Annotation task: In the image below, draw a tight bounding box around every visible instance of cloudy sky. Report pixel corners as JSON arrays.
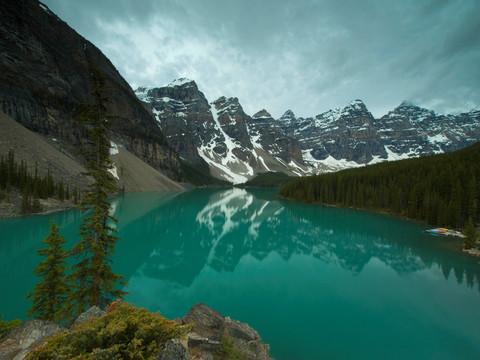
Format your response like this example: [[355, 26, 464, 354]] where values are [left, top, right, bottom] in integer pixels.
[[42, 0, 479, 118]]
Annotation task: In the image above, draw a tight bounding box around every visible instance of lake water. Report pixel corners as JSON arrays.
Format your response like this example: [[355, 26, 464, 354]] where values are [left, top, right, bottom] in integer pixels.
[[1, 188, 480, 359]]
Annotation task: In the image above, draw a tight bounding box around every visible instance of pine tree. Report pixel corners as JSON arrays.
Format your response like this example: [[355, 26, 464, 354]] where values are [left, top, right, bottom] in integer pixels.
[[464, 217, 477, 250], [66, 66, 127, 316], [26, 220, 70, 321], [21, 180, 32, 215], [58, 180, 65, 201], [73, 187, 78, 205]]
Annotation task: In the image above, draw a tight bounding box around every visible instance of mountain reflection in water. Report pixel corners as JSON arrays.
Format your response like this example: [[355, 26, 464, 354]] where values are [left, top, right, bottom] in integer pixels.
[[2, 187, 480, 359], [110, 188, 480, 290]]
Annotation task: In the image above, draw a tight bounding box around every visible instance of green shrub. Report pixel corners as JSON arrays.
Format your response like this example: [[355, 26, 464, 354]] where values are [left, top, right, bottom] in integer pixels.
[[219, 336, 248, 360], [27, 302, 192, 360], [0, 314, 22, 337]]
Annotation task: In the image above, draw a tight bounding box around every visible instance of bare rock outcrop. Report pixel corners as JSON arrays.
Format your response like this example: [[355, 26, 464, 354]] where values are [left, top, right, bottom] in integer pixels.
[[182, 303, 270, 360], [0, 320, 66, 360]]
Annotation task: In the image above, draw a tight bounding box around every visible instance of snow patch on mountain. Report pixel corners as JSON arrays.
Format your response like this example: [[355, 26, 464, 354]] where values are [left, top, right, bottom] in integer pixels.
[[151, 108, 164, 128], [256, 154, 270, 171], [301, 147, 414, 173], [196, 104, 253, 184], [384, 146, 415, 161], [109, 141, 119, 155], [167, 78, 194, 88], [108, 165, 119, 179], [428, 134, 449, 144], [135, 86, 153, 103], [320, 155, 362, 170], [288, 160, 305, 176]]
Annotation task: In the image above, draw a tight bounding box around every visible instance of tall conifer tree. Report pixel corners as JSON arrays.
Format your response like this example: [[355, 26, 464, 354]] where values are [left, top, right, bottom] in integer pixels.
[[66, 66, 127, 315], [26, 220, 69, 321], [464, 217, 477, 250]]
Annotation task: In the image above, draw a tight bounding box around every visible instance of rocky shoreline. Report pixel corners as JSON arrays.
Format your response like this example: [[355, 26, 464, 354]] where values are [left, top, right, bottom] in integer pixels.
[[0, 303, 270, 360]]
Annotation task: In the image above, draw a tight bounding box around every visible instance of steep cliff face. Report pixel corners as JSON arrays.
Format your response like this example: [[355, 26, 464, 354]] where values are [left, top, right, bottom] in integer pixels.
[[0, 0, 180, 179], [378, 102, 480, 157], [278, 100, 384, 164], [249, 109, 303, 164], [137, 80, 305, 183], [137, 79, 214, 164]]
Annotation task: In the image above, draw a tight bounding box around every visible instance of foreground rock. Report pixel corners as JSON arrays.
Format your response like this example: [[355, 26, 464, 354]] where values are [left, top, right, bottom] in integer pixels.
[[0, 320, 66, 360], [0, 303, 270, 360], [181, 303, 270, 360]]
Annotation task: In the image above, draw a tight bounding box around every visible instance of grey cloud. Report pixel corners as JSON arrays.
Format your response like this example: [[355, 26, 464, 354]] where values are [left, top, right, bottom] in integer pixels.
[[41, 0, 480, 118], [442, 7, 480, 57]]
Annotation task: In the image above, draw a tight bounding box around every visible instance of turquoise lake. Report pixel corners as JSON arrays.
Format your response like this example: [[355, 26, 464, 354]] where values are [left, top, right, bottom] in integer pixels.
[[1, 188, 480, 359]]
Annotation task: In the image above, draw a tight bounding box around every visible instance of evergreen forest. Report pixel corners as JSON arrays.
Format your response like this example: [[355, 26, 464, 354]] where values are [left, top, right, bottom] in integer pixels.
[[279, 142, 480, 230], [0, 150, 78, 214]]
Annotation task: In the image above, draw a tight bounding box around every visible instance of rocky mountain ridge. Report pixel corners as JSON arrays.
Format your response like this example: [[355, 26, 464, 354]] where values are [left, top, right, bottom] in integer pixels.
[[137, 81, 480, 183], [279, 100, 480, 171], [138, 79, 305, 183]]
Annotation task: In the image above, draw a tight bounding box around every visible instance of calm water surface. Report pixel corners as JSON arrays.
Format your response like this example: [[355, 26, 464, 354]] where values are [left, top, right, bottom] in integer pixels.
[[1, 188, 480, 359]]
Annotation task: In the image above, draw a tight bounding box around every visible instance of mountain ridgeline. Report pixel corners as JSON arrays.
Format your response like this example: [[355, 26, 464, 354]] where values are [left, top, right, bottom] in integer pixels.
[[136, 80, 304, 184], [279, 142, 480, 230], [137, 81, 480, 184]]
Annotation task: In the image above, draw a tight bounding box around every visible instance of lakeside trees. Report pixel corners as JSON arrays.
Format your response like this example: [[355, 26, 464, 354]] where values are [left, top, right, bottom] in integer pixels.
[[66, 66, 127, 314], [279, 142, 480, 231], [0, 150, 75, 214], [26, 220, 70, 321], [26, 67, 127, 322]]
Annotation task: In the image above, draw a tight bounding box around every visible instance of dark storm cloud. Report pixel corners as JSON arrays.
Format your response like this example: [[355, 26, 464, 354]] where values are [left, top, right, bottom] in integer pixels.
[[41, 0, 479, 118]]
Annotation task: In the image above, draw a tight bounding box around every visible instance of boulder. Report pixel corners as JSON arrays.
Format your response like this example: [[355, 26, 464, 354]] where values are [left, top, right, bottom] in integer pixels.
[[156, 341, 190, 360], [182, 303, 225, 340], [224, 317, 260, 342], [183, 303, 270, 360]]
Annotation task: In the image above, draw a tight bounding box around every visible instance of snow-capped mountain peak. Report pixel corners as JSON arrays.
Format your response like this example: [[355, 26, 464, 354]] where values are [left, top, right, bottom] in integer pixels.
[[167, 78, 196, 88], [252, 109, 272, 120], [278, 110, 296, 121], [398, 100, 415, 108], [134, 86, 153, 103]]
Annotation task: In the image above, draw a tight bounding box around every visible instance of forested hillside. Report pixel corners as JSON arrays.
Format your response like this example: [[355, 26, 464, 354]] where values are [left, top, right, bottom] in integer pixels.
[[0, 150, 78, 214], [279, 142, 480, 229]]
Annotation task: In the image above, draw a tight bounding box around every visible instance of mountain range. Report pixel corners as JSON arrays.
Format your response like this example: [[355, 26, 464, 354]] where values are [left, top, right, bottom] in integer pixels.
[[1, 0, 479, 189], [136, 80, 480, 183]]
